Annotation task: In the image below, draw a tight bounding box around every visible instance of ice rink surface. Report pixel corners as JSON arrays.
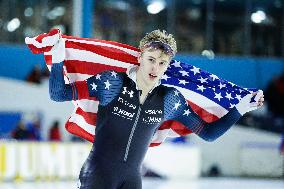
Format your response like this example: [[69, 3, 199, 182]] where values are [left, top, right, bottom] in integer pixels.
[[0, 178, 283, 189]]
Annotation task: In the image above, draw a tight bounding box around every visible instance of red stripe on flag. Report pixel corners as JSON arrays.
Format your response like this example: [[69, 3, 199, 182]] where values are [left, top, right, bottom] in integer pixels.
[[36, 29, 59, 43], [76, 107, 97, 125], [158, 120, 193, 136], [63, 35, 139, 51], [75, 80, 98, 100], [169, 122, 193, 136], [65, 60, 127, 75], [28, 44, 53, 54], [149, 143, 162, 147], [44, 55, 52, 65], [66, 42, 139, 65], [188, 100, 219, 122], [65, 121, 94, 143]]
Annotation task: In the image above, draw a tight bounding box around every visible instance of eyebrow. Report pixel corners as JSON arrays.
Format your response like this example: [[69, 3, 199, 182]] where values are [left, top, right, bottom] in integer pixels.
[[147, 56, 168, 62]]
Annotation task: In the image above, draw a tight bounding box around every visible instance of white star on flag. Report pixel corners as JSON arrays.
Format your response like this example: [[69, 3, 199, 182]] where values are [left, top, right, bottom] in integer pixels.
[[225, 92, 233, 100], [179, 79, 189, 85], [190, 66, 200, 75], [182, 109, 190, 116], [197, 85, 206, 92], [179, 70, 189, 76], [172, 60, 182, 68], [218, 82, 226, 89], [239, 89, 243, 93], [96, 74, 101, 80], [209, 74, 219, 81], [111, 71, 117, 78], [229, 103, 235, 109], [235, 94, 242, 102], [90, 83, 97, 91], [174, 90, 179, 96], [214, 92, 223, 101], [228, 81, 236, 87], [198, 77, 208, 83], [183, 109, 191, 116], [104, 80, 111, 90], [173, 100, 181, 110], [161, 74, 171, 81]]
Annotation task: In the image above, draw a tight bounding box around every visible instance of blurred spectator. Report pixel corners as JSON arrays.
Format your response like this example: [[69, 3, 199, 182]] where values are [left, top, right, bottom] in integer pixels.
[[26, 117, 42, 141], [11, 121, 29, 140], [26, 64, 50, 84], [26, 64, 42, 84], [265, 74, 284, 117], [207, 164, 222, 177], [49, 120, 62, 141]]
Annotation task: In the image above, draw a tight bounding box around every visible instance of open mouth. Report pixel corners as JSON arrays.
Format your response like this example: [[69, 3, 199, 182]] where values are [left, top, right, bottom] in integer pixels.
[[149, 73, 157, 79]]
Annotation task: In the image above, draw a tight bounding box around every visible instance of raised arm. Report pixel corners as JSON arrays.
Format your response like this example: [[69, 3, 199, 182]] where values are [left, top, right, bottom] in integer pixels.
[[48, 38, 123, 103], [164, 88, 262, 142], [49, 62, 76, 101], [48, 38, 75, 102]]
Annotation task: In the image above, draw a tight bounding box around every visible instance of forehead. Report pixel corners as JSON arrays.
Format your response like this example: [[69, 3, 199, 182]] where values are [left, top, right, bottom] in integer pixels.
[[142, 48, 171, 61]]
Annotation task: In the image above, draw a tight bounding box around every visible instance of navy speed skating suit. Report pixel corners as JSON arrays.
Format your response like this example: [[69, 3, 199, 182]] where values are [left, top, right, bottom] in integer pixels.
[[49, 62, 242, 189]]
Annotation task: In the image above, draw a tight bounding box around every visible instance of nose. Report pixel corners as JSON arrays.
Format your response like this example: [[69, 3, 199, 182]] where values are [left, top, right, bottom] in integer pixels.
[[151, 62, 159, 73]]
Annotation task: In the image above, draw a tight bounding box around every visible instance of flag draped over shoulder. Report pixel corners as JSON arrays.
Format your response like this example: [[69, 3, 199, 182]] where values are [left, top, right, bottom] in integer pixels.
[[25, 29, 257, 147]]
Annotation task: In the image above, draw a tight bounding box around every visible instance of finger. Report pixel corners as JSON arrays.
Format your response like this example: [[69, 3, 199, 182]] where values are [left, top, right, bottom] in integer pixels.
[[255, 91, 263, 101], [258, 102, 263, 107], [251, 92, 257, 96], [260, 97, 264, 102]]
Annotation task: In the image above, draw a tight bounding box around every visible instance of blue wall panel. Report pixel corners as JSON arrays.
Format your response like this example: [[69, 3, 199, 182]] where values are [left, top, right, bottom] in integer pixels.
[[0, 45, 283, 90]]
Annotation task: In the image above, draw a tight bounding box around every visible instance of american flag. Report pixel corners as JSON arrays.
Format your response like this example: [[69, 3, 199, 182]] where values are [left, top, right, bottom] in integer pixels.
[[25, 29, 257, 147]]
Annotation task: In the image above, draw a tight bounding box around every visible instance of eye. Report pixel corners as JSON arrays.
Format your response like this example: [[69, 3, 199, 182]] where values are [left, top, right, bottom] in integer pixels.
[[148, 58, 154, 63], [159, 62, 166, 66]]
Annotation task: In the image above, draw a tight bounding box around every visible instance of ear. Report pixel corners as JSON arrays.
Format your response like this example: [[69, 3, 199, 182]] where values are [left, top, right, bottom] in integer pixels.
[[137, 52, 142, 64]]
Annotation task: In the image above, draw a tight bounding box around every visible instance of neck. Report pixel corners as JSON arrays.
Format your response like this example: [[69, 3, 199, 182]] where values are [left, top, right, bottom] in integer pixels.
[[136, 68, 154, 93]]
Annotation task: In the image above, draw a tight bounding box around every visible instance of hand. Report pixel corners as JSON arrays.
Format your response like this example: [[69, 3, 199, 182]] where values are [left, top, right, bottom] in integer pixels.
[[45, 37, 66, 63], [235, 90, 264, 116]]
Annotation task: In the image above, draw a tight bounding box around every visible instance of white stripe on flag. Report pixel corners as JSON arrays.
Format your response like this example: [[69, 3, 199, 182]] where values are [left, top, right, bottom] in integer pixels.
[[66, 73, 92, 82], [65, 38, 139, 57], [151, 129, 170, 143], [68, 113, 96, 135], [163, 84, 228, 118], [25, 33, 60, 48], [76, 99, 99, 113], [66, 48, 134, 69]]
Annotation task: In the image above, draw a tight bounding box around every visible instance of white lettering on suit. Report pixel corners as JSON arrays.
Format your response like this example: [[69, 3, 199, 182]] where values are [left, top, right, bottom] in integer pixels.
[[112, 106, 136, 120], [117, 97, 136, 110]]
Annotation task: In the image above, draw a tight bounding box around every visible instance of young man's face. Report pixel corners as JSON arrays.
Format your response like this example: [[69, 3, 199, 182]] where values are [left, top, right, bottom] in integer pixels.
[[137, 48, 171, 86]]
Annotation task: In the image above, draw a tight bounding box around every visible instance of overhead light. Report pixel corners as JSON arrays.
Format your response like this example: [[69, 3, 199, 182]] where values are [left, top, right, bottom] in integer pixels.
[[251, 10, 266, 24], [201, 50, 215, 60], [186, 8, 201, 20], [7, 18, 21, 32], [47, 6, 65, 20], [24, 7, 34, 17], [147, 0, 166, 14]]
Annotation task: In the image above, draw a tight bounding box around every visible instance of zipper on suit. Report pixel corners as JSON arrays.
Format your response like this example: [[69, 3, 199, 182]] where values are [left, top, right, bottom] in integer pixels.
[[123, 105, 142, 162], [123, 90, 148, 162]]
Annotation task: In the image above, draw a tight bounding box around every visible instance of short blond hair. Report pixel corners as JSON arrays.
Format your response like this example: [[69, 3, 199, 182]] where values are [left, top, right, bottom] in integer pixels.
[[139, 29, 177, 56]]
